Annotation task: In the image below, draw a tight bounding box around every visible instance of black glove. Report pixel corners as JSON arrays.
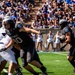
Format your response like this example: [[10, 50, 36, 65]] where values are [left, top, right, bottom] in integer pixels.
[[60, 47, 64, 51], [0, 48, 7, 52], [60, 43, 68, 51]]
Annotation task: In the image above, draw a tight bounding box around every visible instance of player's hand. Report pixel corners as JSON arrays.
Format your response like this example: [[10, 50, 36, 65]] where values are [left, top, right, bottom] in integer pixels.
[[60, 47, 63, 51], [1, 48, 7, 52]]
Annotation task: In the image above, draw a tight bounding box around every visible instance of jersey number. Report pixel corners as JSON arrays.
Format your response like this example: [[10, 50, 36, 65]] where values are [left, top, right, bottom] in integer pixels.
[[15, 37, 23, 43]]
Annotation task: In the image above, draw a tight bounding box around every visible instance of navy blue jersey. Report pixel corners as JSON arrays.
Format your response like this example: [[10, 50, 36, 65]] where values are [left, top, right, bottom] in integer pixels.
[[7, 24, 35, 49], [62, 26, 75, 46]]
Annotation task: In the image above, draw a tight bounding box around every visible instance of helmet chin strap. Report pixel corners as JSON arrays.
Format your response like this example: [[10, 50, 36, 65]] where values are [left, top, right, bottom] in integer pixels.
[[8, 28, 13, 32], [3, 24, 11, 32]]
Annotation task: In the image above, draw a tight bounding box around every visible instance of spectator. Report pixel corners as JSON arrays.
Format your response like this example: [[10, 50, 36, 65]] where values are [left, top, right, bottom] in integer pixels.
[[46, 30, 54, 52], [54, 31, 61, 52], [36, 32, 43, 52]]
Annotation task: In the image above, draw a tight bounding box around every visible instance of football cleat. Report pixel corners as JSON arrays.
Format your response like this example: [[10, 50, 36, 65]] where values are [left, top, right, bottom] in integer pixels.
[[41, 67, 48, 75]]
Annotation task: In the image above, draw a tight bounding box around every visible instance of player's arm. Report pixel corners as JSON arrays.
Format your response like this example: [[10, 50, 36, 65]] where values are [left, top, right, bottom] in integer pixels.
[[6, 38, 21, 51], [20, 26, 40, 34], [60, 43, 68, 51], [5, 39, 14, 49], [60, 32, 70, 51], [13, 43, 21, 50]]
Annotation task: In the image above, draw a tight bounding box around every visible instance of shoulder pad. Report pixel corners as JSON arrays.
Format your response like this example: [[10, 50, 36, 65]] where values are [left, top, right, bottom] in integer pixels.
[[64, 27, 69, 33], [62, 27, 70, 35], [17, 24, 23, 29]]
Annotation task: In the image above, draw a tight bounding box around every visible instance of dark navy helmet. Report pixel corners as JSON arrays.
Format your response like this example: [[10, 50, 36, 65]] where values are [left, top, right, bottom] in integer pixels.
[[2, 16, 15, 29], [59, 19, 69, 29]]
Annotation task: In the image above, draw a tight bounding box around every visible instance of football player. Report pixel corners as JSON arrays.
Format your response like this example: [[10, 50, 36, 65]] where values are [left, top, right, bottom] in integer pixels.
[[2, 16, 48, 75], [59, 19, 75, 72], [0, 26, 22, 75]]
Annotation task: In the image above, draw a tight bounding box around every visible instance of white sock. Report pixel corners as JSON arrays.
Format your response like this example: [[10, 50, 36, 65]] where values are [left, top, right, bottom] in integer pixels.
[[8, 73, 13, 75]]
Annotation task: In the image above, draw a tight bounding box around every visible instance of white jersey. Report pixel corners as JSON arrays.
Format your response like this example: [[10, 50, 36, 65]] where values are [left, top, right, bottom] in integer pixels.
[[55, 34, 60, 44], [37, 34, 42, 42], [0, 27, 6, 63], [47, 34, 53, 43], [0, 27, 17, 64], [0, 26, 6, 40]]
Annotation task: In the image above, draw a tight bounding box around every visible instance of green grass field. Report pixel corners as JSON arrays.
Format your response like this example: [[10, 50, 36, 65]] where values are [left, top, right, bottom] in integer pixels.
[[1, 52, 75, 75]]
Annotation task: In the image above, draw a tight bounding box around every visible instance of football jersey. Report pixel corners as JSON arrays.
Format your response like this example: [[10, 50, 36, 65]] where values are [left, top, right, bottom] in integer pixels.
[[0, 27, 6, 40], [62, 26, 75, 46], [0, 27, 12, 51], [6, 24, 35, 48]]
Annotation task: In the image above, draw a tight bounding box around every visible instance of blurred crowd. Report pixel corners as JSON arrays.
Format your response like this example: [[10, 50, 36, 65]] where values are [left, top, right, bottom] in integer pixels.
[[0, 0, 74, 52], [0, 0, 75, 29], [31, 0, 75, 29], [0, 0, 37, 27]]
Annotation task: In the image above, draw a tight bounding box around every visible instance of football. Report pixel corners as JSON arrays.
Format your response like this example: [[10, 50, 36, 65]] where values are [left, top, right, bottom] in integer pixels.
[[60, 35, 65, 39], [59, 35, 65, 43]]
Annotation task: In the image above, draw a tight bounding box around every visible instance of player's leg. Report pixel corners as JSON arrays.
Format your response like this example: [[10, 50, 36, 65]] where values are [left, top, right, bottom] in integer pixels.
[[67, 46, 75, 72], [14, 54, 22, 74], [9, 47, 22, 75], [67, 56, 75, 72], [8, 58, 22, 75], [8, 62, 22, 75], [27, 46, 48, 75], [0, 49, 22, 75], [11, 47, 22, 74], [20, 49, 39, 75], [0, 60, 7, 75], [3, 47, 22, 75], [0, 58, 7, 72], [24, 65, 39, 75], [30, 60, 47, 75]]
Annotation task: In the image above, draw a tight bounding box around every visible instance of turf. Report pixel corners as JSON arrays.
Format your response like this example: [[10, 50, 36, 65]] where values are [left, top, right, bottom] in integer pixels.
[[1, 52, 75, 75]]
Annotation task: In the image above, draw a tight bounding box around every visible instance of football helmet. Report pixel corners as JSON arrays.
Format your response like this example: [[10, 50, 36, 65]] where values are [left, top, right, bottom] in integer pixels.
[[2, 16, 15, 29], [59, 19, 69, 29]]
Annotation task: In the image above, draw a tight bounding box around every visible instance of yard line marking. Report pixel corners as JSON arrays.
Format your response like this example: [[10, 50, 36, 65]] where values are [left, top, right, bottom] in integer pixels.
[[51, 52, 67, 56], [38, 52, 51, 53], [38, 52, 67, 56]]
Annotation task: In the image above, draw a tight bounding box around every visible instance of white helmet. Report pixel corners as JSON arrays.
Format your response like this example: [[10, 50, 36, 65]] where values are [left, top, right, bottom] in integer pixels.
[[2, 16, 15, 29]]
